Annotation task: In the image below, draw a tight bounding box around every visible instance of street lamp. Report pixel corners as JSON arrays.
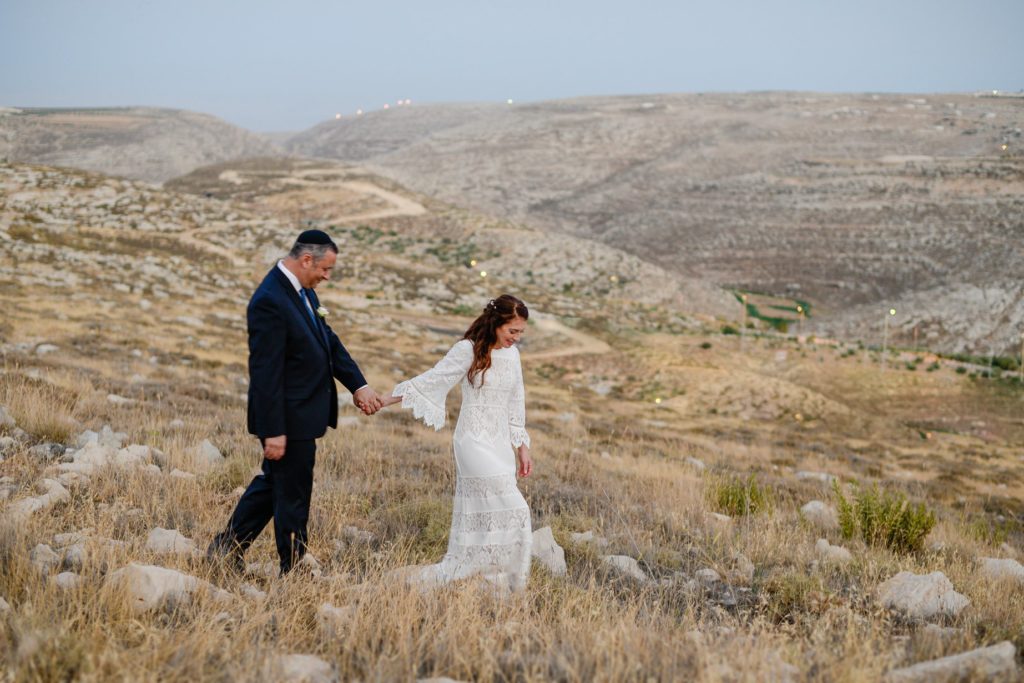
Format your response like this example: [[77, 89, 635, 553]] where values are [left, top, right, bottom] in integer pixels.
[[882, 308, 896, 370]]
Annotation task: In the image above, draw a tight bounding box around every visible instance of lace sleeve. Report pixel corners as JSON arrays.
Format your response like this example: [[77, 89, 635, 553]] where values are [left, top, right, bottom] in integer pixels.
[[509, 349, 531, 448], [393, 340, 472, 430]]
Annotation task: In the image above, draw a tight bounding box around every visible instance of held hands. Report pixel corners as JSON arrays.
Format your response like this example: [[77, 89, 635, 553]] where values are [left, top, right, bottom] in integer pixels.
[[353, 386, 383, 415], [516, 445, 533, 478]]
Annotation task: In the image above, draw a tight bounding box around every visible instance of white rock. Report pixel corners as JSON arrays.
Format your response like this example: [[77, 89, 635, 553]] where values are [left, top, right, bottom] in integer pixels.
[[341, 526, 375, 544], [815, 538, 853, 564], [104, 563, 229, 612], [269, 654, 338, 683], [246, 561, 279, 579], [730, 553, 755, 583], [145, 528, 199, 556], [796, 471, 836, 484], [114, 445, 152, 468], [194, 439, 224, 471], [601, 555, 648, 582], [8, 479, 70, 519], [884, 641, 1016, 683], [106, 394, 135, 406], [52, 572, 82, 590], [876, 571, 970, 620], [684, 457, 707, 472], [569, 530, 609, 548], [62, 543, 87, 571], [30, 544, 61, 574], [317, 602, 355, 638], [705, 512, 732, 532], [169, 468, 197, 481], [530, 526, 566, 575], [54, 530, 91, 547], [801, 500, 839, 530], [997, 542, 1018, 559], [0, 405, 15, 428], [168, 419, 185, 430], [35, 344, 59, 356], [0, 596, 9, 612], [978, 557, 1024, 584]]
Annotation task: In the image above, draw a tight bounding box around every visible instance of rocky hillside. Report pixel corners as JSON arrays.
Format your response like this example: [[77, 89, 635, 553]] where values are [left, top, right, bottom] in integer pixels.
[[287, 93, 1024, 354], [0, 107, 280, 183]]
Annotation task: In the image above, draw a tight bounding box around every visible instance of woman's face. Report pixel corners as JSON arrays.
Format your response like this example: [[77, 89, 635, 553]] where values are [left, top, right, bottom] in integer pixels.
[[495, 316, 527, 348]]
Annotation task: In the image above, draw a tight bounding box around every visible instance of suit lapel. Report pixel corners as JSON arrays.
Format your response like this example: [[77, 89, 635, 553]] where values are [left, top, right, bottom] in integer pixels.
[[270, 268, 329, 352]]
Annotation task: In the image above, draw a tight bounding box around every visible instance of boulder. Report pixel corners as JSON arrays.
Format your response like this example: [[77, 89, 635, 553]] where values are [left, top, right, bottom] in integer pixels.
[[27, 443, 63, 463], [105, 563, 229, 612], [169, 469, 197, 481], [884, 641, 1016, 683], [978, 557, 1024, 584], [268, 654, 338, 683], [194, 439, 225, 471], [729, 553, 755, 584], [815, 538, 853, 564], [695, 568, 722, 585], [145, 528, 199, 556], [801, 501, 839, 530], [601, 555, 648, 582], [530, 526, 566, 575], [240, 583, 267, 601], [876, 571, 970, 620], [8, 478, 70, 519], [796, 471, 836, 484], [0, 405, 15, 429]]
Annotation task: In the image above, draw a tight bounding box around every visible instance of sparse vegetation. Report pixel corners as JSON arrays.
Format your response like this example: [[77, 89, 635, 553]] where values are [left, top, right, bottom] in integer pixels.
[[708, 474, 773, 516], [832, 480, 936, 554]]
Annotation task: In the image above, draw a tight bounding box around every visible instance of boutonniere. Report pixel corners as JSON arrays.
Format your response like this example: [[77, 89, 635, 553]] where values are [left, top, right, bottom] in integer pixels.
[[316, 306, 329, 319]]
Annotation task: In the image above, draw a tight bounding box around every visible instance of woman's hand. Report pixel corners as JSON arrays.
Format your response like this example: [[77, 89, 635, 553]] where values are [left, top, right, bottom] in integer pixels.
[[516, 445, 533, 478], [380, 393, 402, 408]]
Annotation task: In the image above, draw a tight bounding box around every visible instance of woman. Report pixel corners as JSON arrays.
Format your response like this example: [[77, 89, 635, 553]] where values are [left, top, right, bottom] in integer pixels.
[[382, 294, 534, 592]]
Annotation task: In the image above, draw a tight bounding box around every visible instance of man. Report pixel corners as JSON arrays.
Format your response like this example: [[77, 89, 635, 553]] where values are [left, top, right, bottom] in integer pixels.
[[208, 229, 382, 574]]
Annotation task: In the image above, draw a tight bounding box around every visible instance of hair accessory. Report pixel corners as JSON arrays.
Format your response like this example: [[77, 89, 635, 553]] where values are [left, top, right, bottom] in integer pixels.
[[486, 299, 496, 310]]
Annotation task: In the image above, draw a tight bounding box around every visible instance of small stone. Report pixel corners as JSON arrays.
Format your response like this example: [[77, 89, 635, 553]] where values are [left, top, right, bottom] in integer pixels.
[[317, 602, 355, 638], [0, 596, 9, 612], [240, 583, 267, 601], [815, 538, 853, 564], [106, 394, 135, 406], [801, 501, 839, 530], [52, 572, 82, 590], [569, 530, 609, 548], [27, 443, 64, 462], [705, 512, 732, 532], [695, 568, 721, 585], [104, 563, 230, 612], [268, 654, 338, 683], [997, 542, 1018, 559], [341, 526, 375, 544], [168, 419, 185, 430], [884, 641, 1016, 682], [194, 439, 224, 471], [684, 457, 707, 472], [730, 553, 755, 584], [30, 544, 61, 574], [797, 470, 836, 484], [0, 405, 15, 429], [876, 571, 970, 620], [145, 528, 199, 556], [601, 555, 648, 582], [530, 526, 566, 575], [169, 468, 197, 481], [978, 557, 1024, 584], [35, 344, 59, 356]]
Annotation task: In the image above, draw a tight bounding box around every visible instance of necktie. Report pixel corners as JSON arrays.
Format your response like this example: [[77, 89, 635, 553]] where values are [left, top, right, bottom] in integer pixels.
[[299, 289, 318, 326]]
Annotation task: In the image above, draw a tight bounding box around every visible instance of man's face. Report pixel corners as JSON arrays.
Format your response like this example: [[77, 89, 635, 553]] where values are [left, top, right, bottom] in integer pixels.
[[300, 250, 337, 289]]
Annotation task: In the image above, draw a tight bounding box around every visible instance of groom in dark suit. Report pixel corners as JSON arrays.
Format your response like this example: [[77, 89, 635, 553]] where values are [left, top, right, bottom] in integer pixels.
[[208, 229, 382, 574]]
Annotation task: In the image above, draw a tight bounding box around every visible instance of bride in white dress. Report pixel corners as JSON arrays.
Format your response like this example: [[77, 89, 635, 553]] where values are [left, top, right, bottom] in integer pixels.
[[382, 294, 534, 592]]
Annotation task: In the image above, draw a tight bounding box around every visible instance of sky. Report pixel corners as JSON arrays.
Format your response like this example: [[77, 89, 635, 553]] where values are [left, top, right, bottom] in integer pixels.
[[1, 0, 1022, 132]]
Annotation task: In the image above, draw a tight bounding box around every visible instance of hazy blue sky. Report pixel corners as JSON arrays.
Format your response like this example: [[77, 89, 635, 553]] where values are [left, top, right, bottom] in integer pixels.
[[2, 0, 1021, 132]]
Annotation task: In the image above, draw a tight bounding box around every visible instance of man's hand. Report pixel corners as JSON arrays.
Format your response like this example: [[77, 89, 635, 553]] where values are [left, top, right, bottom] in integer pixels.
[[353, 386, 383, 415], [264, 435, 286, 460], [516, 445, 533, 478]]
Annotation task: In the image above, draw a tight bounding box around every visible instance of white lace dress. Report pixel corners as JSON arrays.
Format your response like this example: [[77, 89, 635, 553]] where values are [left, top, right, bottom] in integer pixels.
[[393, 339, 532, 592]]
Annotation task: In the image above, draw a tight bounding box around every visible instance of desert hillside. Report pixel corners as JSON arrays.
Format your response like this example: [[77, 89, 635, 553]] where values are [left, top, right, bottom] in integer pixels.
[[0, 107, 280, 183], [2, 159, 1024, 680], [288, 93, 1024, 355]]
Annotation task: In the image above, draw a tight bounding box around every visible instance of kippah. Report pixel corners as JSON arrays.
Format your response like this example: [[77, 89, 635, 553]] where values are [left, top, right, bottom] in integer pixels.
[[296, 229, 335, 245]]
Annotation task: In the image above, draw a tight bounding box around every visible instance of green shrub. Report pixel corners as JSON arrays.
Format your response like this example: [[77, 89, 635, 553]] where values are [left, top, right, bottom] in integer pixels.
[[700, 341, 712, 349], [955, 366, 968, 374], [832, 481, 935, 554], [709, 474, 772, 516], [721, 324, 739, 335]]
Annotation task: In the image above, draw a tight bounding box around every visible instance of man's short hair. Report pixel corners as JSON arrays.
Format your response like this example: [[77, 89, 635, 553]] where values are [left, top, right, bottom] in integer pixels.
[[288, 229, 338, 261]]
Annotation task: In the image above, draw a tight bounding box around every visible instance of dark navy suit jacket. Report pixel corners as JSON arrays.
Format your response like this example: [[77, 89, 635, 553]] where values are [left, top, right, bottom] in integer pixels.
[[246, 266, 367, 440]]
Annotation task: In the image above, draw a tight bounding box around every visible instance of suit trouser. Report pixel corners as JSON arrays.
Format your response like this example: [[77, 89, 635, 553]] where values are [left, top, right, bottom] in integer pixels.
[[214, 438, 316, 573]]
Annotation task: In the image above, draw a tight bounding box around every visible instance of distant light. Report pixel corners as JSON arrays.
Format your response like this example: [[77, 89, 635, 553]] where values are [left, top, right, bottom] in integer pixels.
[[794, 413, 803, 421], [507, 99, 514, 105], [654, 397, 662, 405], [889, 308, 897, 316], [335, 113, 341, 120], [609, 275, 618, 283], [469, 259, 477, 267], [479, 271, 487, 278], [993, 90, 999, 95], [1002, 144, 1009, 151], [383, 104, 390, 110], [405, 99, 412, 105], [356, 109, 363, 115]]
